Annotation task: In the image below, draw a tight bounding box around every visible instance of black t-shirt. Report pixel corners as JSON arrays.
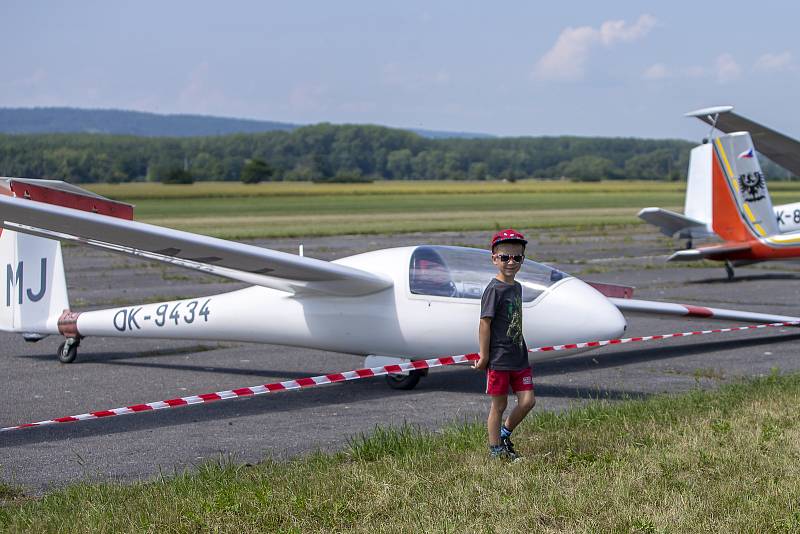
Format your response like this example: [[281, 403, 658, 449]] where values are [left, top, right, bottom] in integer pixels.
[[480, 278, 529, 371]]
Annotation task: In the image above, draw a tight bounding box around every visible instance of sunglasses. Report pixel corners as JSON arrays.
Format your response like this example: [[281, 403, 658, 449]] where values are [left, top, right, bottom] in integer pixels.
[[493, 254, 524, 263]]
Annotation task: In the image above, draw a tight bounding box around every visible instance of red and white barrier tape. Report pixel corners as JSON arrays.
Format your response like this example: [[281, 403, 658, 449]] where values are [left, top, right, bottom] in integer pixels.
[[2, 321, 798, 433]]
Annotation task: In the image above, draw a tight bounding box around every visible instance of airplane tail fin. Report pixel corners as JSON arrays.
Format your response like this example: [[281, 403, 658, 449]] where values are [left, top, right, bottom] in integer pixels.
[[0, 182, 69, 336], [683, 143, 714, 231], [709, 132, 778, 241], [0, 178, 133, 337], [637, 142, 716, 239]]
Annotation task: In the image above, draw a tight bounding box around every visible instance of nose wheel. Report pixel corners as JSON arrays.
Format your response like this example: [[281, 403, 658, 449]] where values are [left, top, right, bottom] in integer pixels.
[[57, 337, 81, 364]]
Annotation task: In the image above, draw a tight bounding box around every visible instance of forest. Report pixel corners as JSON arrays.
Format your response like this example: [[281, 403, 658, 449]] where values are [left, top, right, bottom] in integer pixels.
[[0, 122, 791, 184]]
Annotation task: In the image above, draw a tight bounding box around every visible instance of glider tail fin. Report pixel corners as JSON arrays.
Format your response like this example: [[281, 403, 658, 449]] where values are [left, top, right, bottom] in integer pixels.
[[0, 184, 69, 336], [0, 177, 134, 336], [709, 132, 779, 241]]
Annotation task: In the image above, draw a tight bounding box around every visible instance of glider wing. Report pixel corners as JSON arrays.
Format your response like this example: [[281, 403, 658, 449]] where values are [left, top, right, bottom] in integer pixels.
[[611, 297, 800, 324], [0, 194, 392, 296]]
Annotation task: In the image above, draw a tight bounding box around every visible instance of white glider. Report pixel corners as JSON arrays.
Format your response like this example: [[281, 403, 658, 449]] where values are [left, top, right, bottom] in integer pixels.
[[1, 177, 797, 389]]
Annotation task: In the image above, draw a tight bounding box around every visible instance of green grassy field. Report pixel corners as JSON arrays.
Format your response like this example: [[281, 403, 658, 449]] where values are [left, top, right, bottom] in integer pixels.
[[4, 372, 800, 532], [79, 180, 800, 239], [85, 180, 679, 239]]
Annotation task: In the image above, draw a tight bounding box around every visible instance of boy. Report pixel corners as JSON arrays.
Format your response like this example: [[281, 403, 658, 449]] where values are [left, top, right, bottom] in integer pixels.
[[473, 229, 536, 460]]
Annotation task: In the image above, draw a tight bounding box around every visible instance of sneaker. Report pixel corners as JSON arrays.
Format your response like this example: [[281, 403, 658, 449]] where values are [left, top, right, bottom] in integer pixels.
[[501, 436, 521, 461], [489, 445, 507, 459]]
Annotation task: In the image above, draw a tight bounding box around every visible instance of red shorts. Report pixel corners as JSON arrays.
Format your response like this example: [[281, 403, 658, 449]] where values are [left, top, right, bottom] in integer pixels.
[[486, 367, 534, 396]]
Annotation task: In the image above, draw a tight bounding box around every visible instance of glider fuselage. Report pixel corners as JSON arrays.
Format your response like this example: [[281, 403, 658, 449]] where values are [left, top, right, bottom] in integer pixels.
[[68, 247, 627, 360]]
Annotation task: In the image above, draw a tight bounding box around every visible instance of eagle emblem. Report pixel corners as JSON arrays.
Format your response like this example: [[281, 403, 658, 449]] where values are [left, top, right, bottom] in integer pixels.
[[738, 172, 766, 202]]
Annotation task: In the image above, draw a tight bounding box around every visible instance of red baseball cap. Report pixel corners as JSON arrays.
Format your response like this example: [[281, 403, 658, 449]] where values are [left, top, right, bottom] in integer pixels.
[[491, 228, 527, 249]]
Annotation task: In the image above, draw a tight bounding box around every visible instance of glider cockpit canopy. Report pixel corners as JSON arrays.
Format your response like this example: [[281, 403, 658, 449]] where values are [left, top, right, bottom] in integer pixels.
[[409, 245, 568, 302]]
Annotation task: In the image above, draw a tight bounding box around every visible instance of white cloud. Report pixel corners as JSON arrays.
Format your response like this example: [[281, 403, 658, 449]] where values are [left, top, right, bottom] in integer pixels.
[[754, 51, 794, 73], [533, 14, 656, 81], [533, 26, 596, 81], [641, 51, 789, 86], [642, 63, 669, 80], [599, 14, 656, 45], [715, 53, 741, 83]]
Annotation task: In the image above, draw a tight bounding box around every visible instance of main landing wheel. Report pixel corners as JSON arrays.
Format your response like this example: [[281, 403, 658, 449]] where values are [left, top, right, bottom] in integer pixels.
[[56, 339, 80, 364], [725, 261, 735, 281], [385, 369, 427, 390]]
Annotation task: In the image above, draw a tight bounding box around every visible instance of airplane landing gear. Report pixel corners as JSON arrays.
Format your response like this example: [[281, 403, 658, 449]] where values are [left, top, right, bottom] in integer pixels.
[[385, 369, 427, 390], [57, 337, 81, 364], [725, 261, 735, 281]]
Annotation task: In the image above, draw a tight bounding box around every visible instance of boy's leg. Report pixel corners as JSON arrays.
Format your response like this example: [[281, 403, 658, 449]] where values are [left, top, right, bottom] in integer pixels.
[[485, 369, 510, 448], [488, 395, 508, 447], [504, 367, 536, 431], [504, 389, 536, 431]]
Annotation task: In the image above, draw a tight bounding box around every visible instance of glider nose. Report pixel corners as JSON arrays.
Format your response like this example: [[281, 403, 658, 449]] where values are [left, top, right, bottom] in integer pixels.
[[532, 277, 626, 347]]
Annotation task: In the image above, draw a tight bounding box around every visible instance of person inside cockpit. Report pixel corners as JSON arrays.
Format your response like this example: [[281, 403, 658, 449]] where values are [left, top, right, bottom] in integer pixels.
[[410, 249, 458, 297]]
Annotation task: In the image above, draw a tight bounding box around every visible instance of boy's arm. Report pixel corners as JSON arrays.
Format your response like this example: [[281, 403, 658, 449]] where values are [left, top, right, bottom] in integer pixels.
[[474, 317, 492, 370]]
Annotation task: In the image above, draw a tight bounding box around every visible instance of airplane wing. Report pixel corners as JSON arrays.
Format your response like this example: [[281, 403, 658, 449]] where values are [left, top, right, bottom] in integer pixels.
[[611, 297, 800, 324], [637, 207, 710, 238], [0, 195, 393, 296], [687, 106, 800, 176], [667, 242, 752, 262]]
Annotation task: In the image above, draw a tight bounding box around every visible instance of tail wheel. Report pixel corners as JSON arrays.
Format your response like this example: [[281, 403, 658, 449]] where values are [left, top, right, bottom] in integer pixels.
[[385, 369, 427, 390], [57, 339, 80, 364]]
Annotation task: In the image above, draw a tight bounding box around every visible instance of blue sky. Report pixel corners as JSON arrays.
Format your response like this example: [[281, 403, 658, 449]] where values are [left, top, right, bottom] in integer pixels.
[[2, 1, 798, 140]]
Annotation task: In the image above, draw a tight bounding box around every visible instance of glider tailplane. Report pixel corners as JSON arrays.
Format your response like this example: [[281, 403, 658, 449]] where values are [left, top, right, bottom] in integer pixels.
[[0, 227, 68, 336], [637, 207, 707, 238]]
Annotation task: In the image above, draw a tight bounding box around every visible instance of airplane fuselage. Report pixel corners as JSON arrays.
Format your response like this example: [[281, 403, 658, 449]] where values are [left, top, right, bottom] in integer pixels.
[[65, 247, 627, 361]]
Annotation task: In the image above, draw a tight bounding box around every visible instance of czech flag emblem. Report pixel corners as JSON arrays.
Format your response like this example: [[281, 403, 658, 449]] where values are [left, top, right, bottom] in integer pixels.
[[737, 148, 755, 159]]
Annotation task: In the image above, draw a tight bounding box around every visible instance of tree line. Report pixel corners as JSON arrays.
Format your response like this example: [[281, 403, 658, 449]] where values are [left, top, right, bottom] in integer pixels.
[[0, 123, 791, 184]]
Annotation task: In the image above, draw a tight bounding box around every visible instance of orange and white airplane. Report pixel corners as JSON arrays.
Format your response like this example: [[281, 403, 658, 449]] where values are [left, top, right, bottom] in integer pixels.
[[639, 106, 800, 279]]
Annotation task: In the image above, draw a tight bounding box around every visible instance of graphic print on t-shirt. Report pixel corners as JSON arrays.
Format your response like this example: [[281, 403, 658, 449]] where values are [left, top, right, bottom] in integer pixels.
[[506, 295, 523, 347]]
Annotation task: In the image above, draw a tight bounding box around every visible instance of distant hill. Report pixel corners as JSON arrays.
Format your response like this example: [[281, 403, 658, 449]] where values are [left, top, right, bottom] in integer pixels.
[[0, 107, 492, 139]]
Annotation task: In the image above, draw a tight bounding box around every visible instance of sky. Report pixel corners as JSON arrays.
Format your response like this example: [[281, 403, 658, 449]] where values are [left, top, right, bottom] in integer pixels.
[[2, 1, 798, 140]]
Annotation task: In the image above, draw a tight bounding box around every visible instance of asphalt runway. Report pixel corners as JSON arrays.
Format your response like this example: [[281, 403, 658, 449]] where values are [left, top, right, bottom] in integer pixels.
[[2, 228, 800, 494]]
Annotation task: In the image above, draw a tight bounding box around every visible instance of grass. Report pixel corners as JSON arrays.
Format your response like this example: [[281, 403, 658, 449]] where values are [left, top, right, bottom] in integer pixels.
[[78, 180, 690, 239], [78, 179, 800, 239], [86, 180, 694, 200], [4, 371, 800, 531], [0, 484, 21, 501]]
